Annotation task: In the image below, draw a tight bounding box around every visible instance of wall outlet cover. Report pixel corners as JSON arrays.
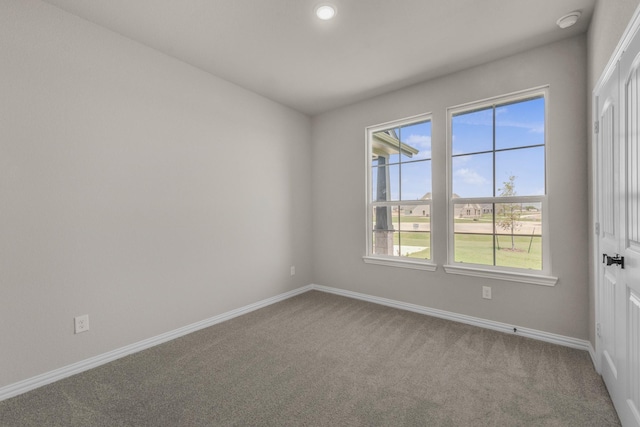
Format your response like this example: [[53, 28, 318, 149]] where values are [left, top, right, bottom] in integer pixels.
[[74, 314, 90, 334]]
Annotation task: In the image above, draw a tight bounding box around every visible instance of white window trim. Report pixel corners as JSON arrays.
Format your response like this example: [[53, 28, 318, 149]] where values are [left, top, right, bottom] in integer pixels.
[[442, 264, 557, 286], [364, 112, 436, 271], [445, 86, 556, 286], [363, 256, 438, 271]]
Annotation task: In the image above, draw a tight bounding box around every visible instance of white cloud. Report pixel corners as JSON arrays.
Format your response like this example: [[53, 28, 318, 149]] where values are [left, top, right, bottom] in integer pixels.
[[406, 134, 431, 146], [405, 134, 432, 159], [529, 124, 545, 134], [453, 109, 493, 126], [454, 168, 487, 185], [460, 106, 543, 133], [496, 119, 544, 134]]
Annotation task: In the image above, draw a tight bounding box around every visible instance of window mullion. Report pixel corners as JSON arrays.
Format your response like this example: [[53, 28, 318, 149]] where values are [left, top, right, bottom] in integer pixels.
[[492, 105, 497, 266], [397, 126, 402, 258], [396, 206, 400, 257]]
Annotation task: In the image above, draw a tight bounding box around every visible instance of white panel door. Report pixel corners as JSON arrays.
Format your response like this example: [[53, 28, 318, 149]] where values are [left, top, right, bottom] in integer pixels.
[[597, 61, 626, 413], [597, 21, 640, 427], [619, 27, 640, 425]]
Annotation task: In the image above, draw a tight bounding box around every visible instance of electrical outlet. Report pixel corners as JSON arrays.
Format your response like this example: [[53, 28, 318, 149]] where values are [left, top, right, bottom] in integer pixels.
[[482, 286, 492, 300], [290, 266, 295, 276], [74, 314, 90, 334]]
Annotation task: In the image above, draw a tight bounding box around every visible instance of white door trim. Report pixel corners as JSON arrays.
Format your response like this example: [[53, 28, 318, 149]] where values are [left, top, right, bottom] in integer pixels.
[[593, 6, 640, 96], [592, 1, 640, 376]]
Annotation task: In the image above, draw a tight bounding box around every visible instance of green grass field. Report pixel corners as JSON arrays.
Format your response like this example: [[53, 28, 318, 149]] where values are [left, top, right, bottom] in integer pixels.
[[399, 216, 431, 223], [394, 233, 541, 268], [454, 233, 542, 270], [393, 232, 431, 260], [373, 214, 542, 268], [406, 247, 430, 259]]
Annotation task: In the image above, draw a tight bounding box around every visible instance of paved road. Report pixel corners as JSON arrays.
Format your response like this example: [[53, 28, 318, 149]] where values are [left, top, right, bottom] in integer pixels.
[[454, 221, 541, 235], [396, 221, 542, 235]]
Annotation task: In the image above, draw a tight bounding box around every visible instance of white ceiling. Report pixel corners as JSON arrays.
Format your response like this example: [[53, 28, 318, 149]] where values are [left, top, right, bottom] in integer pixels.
[[41, 0, 596, 115]]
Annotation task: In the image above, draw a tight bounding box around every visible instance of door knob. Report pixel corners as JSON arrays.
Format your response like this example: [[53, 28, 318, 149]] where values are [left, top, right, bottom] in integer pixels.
[[603, 253, 625, 269]]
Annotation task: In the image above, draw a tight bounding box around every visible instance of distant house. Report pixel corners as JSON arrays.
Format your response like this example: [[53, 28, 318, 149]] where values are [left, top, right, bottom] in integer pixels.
[[403, 192, 431, 217], [451, 193, 492, 219], [400, 193, 494, 219], [456, 203, 482, 218]]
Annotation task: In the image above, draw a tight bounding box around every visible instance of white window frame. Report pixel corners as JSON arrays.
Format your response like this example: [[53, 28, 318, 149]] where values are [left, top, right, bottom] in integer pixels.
[[363, 113, 437, 271], [444, 87, 557, 286]]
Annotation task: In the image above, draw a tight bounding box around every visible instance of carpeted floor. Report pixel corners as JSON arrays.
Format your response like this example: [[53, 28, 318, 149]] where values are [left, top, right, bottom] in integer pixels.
[[0, 290, 620, 426]]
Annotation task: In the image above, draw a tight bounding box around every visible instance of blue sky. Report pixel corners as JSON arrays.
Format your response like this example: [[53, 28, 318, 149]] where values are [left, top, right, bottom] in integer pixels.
[[372, 97, 545, 201], [452, 97, 545, 198], [372, 120, 432, 201]]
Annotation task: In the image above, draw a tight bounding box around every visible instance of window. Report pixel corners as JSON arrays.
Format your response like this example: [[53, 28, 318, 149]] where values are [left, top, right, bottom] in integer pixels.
[[445, 87, 556, 285], [364, 113, 435, 270]]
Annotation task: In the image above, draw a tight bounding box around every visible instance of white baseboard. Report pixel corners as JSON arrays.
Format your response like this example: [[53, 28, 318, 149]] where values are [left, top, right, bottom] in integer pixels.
[[588, 342, 600, 373], [309, 284, 592, 352], [0, 285, 314, 402], [1, 282, 593, 402]]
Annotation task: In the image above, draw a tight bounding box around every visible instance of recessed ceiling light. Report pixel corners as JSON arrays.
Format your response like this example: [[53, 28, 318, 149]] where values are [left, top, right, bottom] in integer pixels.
[[315, 4, 337, 20], [556, 11, 581, 29]]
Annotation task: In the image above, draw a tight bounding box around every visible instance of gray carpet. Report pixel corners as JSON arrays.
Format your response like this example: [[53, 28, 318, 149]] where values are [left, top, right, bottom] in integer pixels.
[[0, 290, 620, 426]]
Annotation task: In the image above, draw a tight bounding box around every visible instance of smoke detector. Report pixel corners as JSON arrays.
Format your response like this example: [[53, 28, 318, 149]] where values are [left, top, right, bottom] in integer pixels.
[[556, 11, 581, 29]]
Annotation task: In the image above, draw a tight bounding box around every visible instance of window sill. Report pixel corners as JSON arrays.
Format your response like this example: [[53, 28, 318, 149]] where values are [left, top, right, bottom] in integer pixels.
[[443, 264, 558, 286], [363, 256, 437, 271]]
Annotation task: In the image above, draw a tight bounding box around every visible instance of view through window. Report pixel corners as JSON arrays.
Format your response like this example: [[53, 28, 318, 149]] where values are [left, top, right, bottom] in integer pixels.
[[449, 90, 547, 271], [367, 114, 432, 262]]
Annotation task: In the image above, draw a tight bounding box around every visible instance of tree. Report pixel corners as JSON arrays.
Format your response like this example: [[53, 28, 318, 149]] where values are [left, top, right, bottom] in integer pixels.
[[496, 175, 521, 250]]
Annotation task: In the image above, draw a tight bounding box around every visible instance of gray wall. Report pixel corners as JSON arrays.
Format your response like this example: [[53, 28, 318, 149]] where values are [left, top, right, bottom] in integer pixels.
[[0, 0, 312, 388], [4, 0, 638, 392], [588, 0, 640, 90], [311, 36, 589, 339], [586, 0, 640, 346]]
